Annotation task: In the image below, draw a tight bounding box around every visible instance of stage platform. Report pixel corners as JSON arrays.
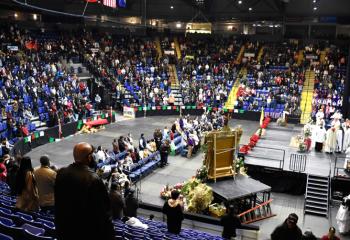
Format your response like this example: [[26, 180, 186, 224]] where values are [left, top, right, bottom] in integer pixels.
[[207, 175, 271, 202], [244, 122, 344, 177]]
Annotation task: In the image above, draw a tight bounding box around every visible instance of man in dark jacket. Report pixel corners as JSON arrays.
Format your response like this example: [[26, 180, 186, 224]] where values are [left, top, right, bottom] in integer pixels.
[[160, 140, 170, 167], [271, 213, 302, 240], [220, 205, 242, 239], [109, 182, 124, 220], [55, 142, 115, 240], [124, 189, 139, 218]]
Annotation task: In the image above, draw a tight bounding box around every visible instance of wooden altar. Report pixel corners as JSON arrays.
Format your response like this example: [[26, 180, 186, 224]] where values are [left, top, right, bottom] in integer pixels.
[[204, 121, 243, 181]]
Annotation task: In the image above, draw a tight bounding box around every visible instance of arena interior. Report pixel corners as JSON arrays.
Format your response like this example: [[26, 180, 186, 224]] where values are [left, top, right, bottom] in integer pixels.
[[0, 0, 350, 239]]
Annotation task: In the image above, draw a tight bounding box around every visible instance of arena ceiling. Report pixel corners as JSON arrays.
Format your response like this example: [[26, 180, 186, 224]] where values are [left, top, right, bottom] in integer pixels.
[[2, 0, 350, 22]]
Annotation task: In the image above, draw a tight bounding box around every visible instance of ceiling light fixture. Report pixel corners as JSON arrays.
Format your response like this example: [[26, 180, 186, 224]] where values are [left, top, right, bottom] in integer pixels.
[[313, 7, 317, 10], [238, 0, 242, 4], [248, 7, 252, 11], [170, 6, 174, 9]]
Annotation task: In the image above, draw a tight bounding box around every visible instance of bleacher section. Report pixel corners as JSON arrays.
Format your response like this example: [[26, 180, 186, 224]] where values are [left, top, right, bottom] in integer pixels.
[[0, 181, 224, 240]]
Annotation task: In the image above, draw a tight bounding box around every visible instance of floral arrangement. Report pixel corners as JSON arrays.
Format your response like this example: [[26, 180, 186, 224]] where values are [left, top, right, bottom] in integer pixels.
[[160, 177, 214, 214], [298, 141, 307, 152], [209, 203, 227, 218], [240, 117, 271, 155], [186, 183, 213, 213], [303, 124, 312, 138], [195, 165, 208, 182]]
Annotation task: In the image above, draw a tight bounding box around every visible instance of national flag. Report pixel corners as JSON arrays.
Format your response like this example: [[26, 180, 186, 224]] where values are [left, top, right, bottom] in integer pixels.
[[86, 0, 98, 2], [259, 107, 264, 127], [103, 0, 116, 8], [118, 0, 126, 8]]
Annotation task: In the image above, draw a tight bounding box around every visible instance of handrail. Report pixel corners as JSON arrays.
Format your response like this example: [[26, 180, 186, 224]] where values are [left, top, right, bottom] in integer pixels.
[[243, 145, 286, 169], [238, 199, 273, 217]]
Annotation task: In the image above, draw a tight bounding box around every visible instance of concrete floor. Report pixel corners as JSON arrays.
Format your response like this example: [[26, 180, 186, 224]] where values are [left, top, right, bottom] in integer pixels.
[[26, 116, 350, 239]]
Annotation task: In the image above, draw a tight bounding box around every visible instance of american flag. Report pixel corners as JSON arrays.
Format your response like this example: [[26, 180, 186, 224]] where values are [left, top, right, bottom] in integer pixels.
[[103, 0, 116, 8]]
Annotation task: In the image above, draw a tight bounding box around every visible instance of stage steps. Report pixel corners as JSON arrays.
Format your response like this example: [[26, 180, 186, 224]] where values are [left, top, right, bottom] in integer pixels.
[[225, 67, 246, 109], [257, 45, 265, 62], [174, 37, 182, 60], [300, 69, 315, 124], [238, 199, 276, 224], [235, 44, 245, 65], [304, 174, 329, 217]]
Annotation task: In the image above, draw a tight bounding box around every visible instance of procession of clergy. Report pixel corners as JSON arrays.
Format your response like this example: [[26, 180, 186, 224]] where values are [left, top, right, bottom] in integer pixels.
[[312, 109, 350, 168]]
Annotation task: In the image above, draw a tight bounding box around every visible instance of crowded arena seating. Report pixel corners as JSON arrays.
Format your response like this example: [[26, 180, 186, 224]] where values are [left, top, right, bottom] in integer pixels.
[[0, 25, 92, 152], [0, 181, 223, 240], [311, 46, 347, 122], [176, 36, 243, 108], [233, 42, 304, 118]]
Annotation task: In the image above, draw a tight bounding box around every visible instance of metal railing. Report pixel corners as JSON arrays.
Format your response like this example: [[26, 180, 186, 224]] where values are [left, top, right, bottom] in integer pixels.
[[244, 145, 285, 169], [289, 154, 307, 172]]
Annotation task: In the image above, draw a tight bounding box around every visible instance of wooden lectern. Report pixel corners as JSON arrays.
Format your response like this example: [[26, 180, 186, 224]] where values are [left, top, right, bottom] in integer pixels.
[[204, 120, 243, 182]]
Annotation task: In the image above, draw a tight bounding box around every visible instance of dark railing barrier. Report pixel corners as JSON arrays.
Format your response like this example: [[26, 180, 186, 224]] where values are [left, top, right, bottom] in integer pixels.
[[11, 121, 79, 156], [333, 156, 350, 179], [289, 154, 307, 172], [139, 201, 259, 231], [245, 145, 285, 169]]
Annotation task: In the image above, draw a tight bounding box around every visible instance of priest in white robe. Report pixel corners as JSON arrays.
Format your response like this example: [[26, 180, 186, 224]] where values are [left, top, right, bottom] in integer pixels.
[[314, 125, 327, 152], [325, 127, 337, 153], [336, 127, 344, 153]]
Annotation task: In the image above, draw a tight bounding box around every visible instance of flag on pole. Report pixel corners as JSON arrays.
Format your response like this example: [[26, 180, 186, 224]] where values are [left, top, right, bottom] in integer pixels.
[[85, 0, 98, 2], [259, 107, 264, 127], [103, 0, 117, 8]]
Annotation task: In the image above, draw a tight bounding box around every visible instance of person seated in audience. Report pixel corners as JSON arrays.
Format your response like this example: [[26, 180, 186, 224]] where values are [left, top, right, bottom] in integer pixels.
[[0, 156, 7, 182], [147, 139, 157, 153], [33, 155, 56, 213]]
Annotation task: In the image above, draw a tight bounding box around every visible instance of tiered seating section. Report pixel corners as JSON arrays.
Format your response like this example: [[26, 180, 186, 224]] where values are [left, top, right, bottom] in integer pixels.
[[0, 181, 223, 240], [177, 36, 242, 108]]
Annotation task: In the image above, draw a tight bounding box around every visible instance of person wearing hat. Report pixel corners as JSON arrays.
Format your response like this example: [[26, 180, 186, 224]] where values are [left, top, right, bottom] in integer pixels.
[[321, 227, 340, 240], [220, 204, 242, 239], [271, 213, 302, 240]]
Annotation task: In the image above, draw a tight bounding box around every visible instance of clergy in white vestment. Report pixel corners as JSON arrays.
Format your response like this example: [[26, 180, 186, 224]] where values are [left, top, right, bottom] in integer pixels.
[[344, 123, 350, 151], [325, 127, 337, 153], [336, 127, 344, 153], [316, 109, 325, 126], [336, 195, 350, 234], [314, 125, 327, 152]]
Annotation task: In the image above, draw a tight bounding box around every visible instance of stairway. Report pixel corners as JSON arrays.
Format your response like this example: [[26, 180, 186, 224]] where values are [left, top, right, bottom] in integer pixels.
[[297, 50, 304, 66], [169, 64, 183, 106], [31, 116, 47, 131], [320, 48, 329, 64], [225, 67, 246, 109], [304, 174, 329, 217], [238, 199, 276, 224], [235, 45, 245, 65], [174, 37, 182, 60], [257, 46, 265, 62], [300, 70, 315, 124], [155, 37, 162, 60]]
